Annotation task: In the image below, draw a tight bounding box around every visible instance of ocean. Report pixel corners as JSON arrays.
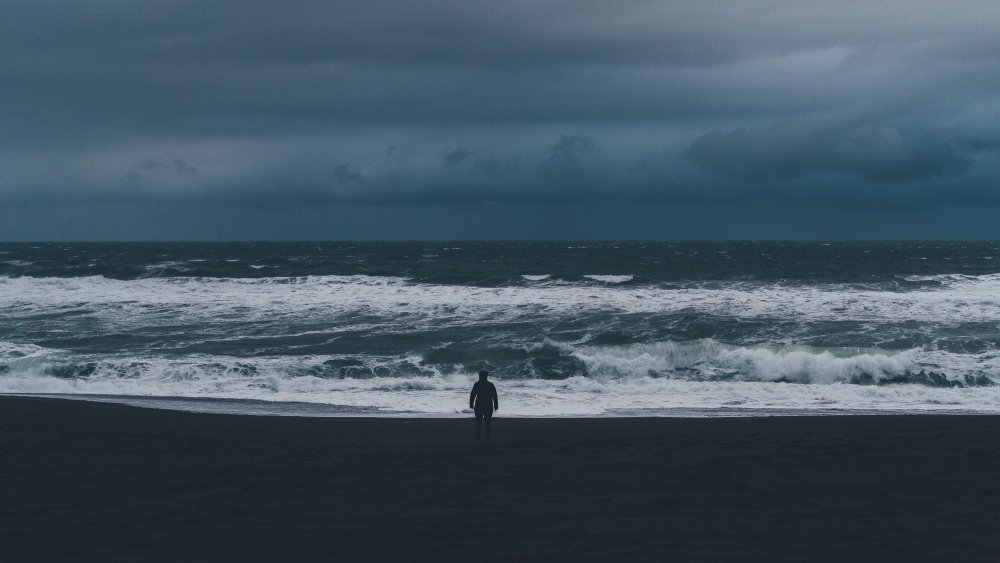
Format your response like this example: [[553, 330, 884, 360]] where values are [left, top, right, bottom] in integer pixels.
[[2, 241, 999, 416]]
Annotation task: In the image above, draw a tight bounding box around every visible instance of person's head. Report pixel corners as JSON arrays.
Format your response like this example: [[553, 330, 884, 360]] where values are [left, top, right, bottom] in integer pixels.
[[479, 370, 489, 381]]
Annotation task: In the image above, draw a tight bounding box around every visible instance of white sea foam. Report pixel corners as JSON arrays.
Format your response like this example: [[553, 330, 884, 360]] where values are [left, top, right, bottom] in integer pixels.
[[522, 274, 551, 281], [1, 339, 998, 416], [571, 340, 937, 384], [4, 272, 1000, 329], [901, 273, 1000, 288], [4, 361, 1000, 416], [4, 273, 1000, 416], [584, 274, 634, 283], [0, 341, 51, 360], [139, 261, 189, 277]]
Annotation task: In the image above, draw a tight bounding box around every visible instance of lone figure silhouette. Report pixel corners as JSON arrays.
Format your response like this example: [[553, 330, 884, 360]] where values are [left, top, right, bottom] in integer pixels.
[[469, 370, 499, 443]]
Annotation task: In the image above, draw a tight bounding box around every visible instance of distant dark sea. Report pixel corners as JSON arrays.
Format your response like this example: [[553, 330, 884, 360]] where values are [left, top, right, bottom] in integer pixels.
[[2, 241, 999, 416]]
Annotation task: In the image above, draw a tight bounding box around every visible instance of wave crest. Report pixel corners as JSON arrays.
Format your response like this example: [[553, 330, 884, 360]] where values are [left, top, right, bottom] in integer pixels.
[[584, 275, 634, 284], [572, 340, 993, 387]]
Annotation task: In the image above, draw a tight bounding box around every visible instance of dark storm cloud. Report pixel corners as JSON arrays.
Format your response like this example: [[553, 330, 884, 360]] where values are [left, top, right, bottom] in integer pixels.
[[687, 119, 976, 183], [443, 149, 472, 167], [2, 1, 1000, 239], [137, 158, 198, 176]]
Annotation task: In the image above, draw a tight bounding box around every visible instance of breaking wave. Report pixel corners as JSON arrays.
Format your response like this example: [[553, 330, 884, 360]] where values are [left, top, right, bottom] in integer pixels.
[[5, 271, 1000, 326], [571, 340, 996, 387], [3, 259, 1000, 416], [584, 274, 634, 284], [1, 335, 997, 416]]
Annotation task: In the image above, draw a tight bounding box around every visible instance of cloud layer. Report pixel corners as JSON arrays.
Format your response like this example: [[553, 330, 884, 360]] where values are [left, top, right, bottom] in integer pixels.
[[2, 1, 1000, 239]]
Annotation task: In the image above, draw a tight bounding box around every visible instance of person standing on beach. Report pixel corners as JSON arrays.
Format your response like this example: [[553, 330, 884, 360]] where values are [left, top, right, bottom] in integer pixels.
[[469, 370, 499, 443]]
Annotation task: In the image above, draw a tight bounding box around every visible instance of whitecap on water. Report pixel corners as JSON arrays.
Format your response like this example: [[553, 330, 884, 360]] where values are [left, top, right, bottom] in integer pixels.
[[584, 275, 633, 284]]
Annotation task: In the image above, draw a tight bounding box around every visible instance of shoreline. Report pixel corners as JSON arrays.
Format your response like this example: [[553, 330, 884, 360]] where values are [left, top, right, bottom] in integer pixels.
[[2, 395, 999, 560], [5, 392, 1000, 419]]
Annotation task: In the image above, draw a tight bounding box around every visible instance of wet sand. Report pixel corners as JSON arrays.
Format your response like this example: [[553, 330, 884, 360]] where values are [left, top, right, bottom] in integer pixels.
[[1, 396, 998, 561]]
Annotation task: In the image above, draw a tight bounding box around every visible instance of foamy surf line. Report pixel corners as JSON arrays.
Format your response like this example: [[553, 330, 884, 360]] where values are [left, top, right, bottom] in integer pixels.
[[6, 393, 998, 418], [6, 271, 1000, 325], [7, 371, 1000, 417], [2, 393, 404, 417]]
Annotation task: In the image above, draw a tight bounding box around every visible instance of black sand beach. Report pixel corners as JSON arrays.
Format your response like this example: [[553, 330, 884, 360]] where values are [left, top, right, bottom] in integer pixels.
[[2, 397, 998, 562]]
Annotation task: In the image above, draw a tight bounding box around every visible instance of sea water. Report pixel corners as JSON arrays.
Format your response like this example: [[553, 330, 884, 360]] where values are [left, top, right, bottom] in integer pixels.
[[2, 241, 1000, 416]]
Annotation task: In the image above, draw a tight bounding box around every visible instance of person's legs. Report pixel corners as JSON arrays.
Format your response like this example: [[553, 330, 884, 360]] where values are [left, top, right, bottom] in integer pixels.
[[483, 410, 493, 442], [475, 410, 483, 442]]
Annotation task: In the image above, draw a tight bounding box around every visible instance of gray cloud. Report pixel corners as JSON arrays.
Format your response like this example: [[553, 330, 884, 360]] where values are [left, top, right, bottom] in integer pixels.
[[443, 149, 472, 167], [687, 119, 976, 183], [137, 158, 198, 176], [2, 1, 1000, 239], [332, 164, 369, 187]]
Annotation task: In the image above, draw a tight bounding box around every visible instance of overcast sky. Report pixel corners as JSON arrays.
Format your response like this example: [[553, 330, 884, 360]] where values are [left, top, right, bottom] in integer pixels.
[[2, 1, 999, 240]]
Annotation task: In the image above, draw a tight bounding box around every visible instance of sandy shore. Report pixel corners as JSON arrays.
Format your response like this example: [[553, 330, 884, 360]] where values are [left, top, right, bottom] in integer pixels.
[[1, 396, 998, 561]]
